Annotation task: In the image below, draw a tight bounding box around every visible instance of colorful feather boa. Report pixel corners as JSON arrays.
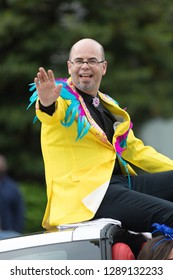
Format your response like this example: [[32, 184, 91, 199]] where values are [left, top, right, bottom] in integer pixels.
[[27, 78, 91, 140]]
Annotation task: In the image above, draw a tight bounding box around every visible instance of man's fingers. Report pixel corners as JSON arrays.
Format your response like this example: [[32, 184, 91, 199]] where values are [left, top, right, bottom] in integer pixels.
[[57, 83, 63, 92], [55, 83, 63, 97], [48, 69, 55, 82], [38, 67, 50, 83], [34, 68, 59, 97], [34, 77, 39, 86]]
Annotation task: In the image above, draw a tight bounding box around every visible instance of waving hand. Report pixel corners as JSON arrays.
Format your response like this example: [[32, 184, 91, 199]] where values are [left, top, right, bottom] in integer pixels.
[[34, 67, 62, 107]]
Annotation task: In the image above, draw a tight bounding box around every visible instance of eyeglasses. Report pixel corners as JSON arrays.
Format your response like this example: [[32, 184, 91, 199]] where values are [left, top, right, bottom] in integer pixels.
[[69, 58, 105, 68]]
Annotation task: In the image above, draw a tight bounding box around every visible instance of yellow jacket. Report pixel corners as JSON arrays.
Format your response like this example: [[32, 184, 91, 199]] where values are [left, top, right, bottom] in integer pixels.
[[35, 78, 173, 229]]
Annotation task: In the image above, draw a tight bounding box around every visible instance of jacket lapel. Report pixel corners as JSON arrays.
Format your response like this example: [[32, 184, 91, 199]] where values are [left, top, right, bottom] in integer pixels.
[[78, 94, 109, 143]]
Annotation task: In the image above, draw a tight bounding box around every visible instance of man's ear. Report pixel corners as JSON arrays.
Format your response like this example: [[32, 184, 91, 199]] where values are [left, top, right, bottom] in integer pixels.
[[67, 61, 71, 75], [102, 61, 107, 76]]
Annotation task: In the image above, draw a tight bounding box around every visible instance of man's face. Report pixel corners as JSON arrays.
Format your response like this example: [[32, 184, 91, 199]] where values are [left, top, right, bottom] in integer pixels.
[[67, 41, 107, 96]]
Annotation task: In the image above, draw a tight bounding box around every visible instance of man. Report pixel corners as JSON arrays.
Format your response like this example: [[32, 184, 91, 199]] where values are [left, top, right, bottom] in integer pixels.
[[30, 38, 173, 231]]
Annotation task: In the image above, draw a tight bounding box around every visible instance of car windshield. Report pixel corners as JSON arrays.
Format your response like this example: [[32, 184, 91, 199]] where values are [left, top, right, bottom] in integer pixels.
[[0, 240, 101, 260]]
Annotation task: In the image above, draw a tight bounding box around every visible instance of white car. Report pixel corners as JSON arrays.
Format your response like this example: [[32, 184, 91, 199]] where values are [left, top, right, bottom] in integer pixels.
[[0, 219, 147, 260]]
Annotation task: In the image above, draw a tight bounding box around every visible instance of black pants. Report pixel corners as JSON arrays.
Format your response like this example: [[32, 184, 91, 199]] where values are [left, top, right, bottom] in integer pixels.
[[94, 171, 173, 232]]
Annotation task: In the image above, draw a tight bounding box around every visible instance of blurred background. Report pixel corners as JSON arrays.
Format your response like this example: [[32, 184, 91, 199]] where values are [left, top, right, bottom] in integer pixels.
[[1, 0, 173, 234]]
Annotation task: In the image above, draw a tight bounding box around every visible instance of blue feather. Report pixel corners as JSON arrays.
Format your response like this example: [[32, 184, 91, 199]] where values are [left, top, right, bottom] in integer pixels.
[[61, 89, 76, 101], [61, 106, 78, 127], [151, 223, 173, 250], [77, 116, 85, 138], [33, 116, 38, 124], [29, 83, 36, 92], [77, 120, 91, 140], [152, 223, 173, 238], [27, 90, 38, 110], [117, 154, 131, 189], [64, 100, 79, 122]]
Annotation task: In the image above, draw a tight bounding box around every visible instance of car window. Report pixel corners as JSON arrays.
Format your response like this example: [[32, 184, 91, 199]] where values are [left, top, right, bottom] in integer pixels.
[[0, 240, 101, 260]]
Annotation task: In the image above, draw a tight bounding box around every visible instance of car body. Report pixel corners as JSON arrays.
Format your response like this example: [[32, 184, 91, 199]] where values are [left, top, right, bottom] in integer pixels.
[[0, 219, 147, 260]]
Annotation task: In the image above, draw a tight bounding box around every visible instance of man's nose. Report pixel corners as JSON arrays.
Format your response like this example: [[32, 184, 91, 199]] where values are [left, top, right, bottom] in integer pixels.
[[81, 61, 90, 68]]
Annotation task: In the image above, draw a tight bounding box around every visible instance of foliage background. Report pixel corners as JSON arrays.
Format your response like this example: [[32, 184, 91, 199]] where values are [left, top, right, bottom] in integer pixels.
[[1, 0, 173, 233]]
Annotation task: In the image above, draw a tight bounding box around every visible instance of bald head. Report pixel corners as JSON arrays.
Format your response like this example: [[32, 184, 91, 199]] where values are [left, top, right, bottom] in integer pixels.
[[69, 38, 105, 61]]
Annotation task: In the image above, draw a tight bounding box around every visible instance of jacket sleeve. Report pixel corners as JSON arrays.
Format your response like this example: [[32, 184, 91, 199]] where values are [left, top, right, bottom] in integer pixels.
[[122, 129, 173, 173], [36, 97, 66, 125]]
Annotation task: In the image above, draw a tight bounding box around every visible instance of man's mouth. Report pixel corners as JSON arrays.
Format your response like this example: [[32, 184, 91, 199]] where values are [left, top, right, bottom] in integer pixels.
[[79, 74, 93, 78]]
